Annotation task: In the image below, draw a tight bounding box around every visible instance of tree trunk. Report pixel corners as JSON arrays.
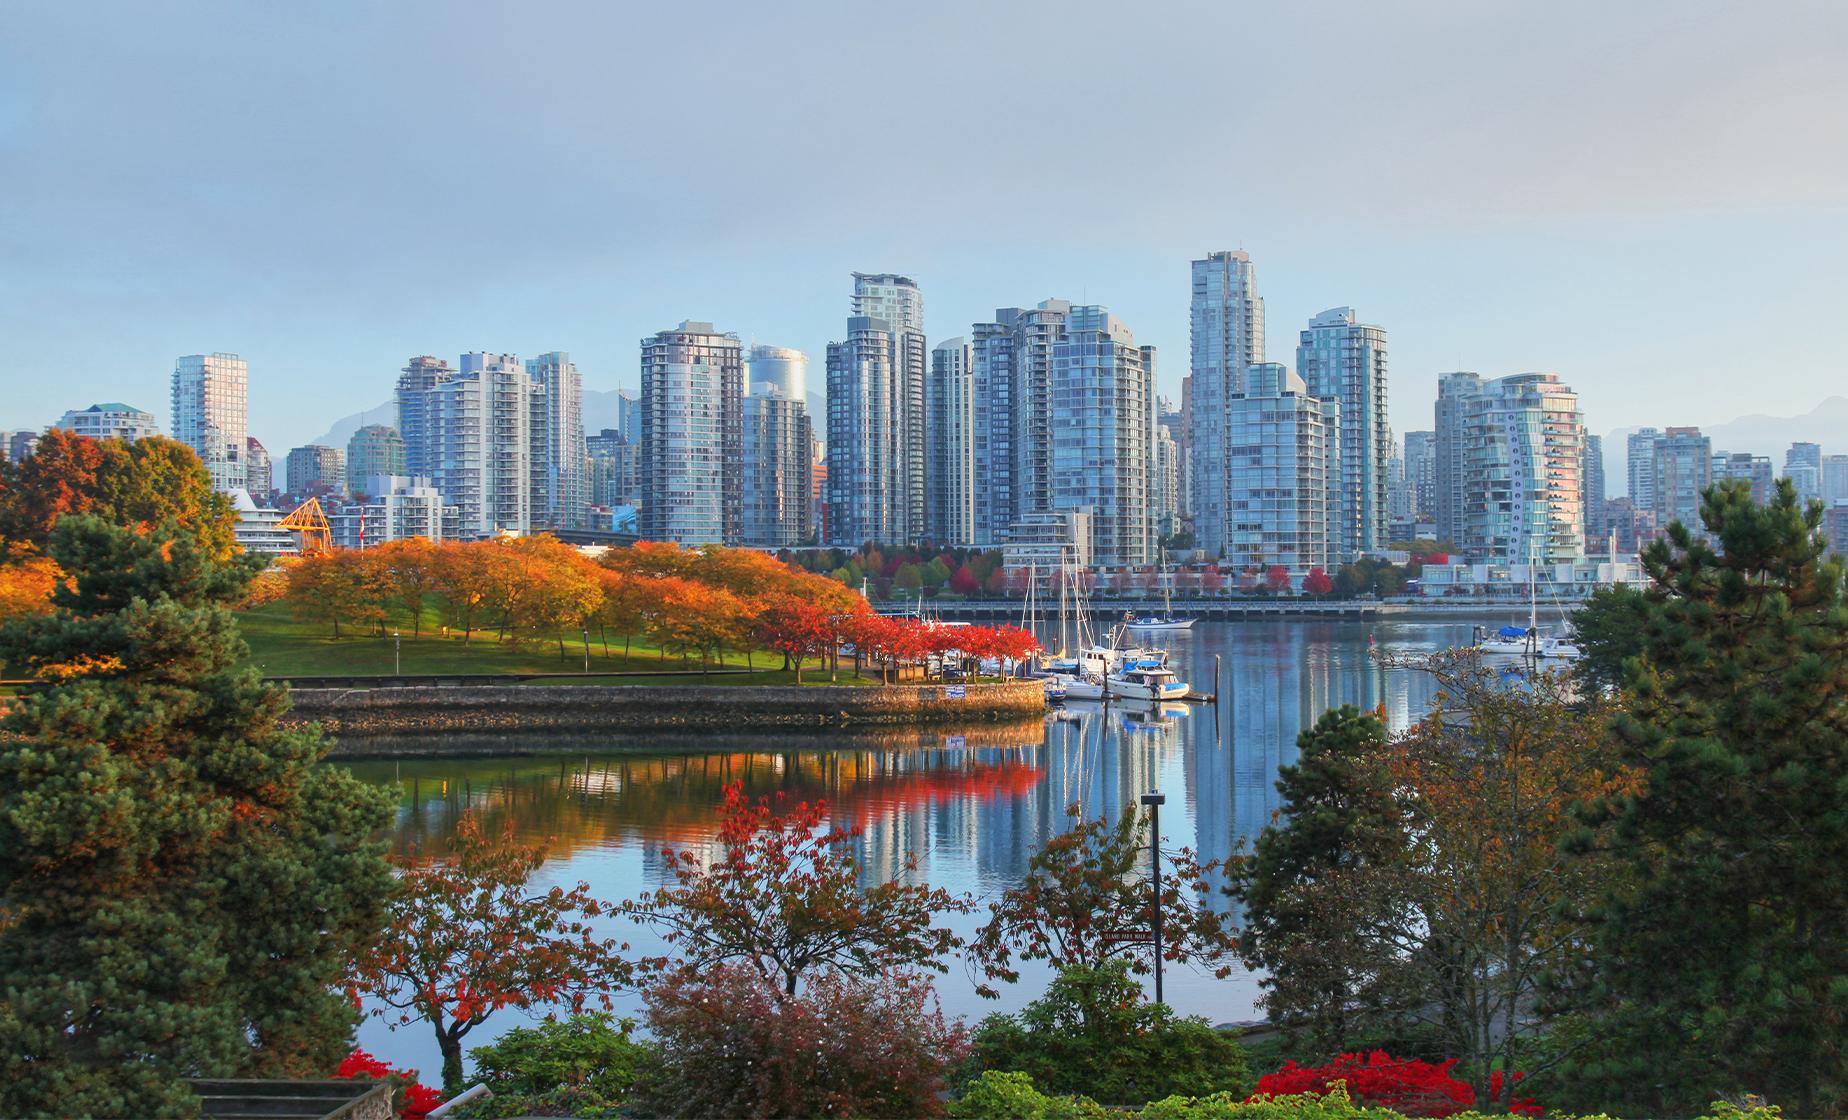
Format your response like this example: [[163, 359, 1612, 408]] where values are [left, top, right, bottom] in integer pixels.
[[794, 655, 803, 685], [600, 625, 609, 657], [437, 1025, 466, 1096]]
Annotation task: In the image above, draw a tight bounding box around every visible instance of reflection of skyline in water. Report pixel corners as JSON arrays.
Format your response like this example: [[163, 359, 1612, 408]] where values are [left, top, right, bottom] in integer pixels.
[[343, 619, 1492, 1072]]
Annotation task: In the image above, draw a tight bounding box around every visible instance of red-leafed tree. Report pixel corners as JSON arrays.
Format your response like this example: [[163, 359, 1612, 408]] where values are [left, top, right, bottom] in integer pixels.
[[967, 803, 1239, 997], [949, 564, 981, 596], [347, 816, 633, 1093], [621, 783, 972, 999], [1265, 564, 1292, 593], [1199, 566, 1225, 594], [1303, 566, 1334, 597], [755, 597, 834, 683]]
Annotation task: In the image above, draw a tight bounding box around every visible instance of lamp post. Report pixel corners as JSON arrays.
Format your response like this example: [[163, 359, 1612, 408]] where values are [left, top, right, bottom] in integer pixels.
[[393, 630, 401, 676], [1140, 789, 1166, 1004], [582, 627, 591, 673]]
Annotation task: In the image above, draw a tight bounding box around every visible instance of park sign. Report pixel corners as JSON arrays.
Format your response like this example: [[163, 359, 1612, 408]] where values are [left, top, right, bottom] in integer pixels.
[[943, 685, 967, 700]]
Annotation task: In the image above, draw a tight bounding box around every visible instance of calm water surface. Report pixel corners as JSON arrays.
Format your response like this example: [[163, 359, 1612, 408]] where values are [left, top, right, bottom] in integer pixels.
[[344, 618, 1501, 1077]]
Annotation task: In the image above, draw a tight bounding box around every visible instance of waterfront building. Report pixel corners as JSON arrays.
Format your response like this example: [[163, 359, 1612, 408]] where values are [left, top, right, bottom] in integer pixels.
[[1785, 441, 1823, 503], [1049, 306, 1155, 568], [1652, 426, 1712, 534], [1583, 433, 1607, 545], [1297, 307, 1389, 558], [1189, 251, 1265, 558], [742, 344, 813, 548], [1418, 557, 1644, 599], [640, 321, 743, 545], [1432, 372, 1483, 547], [284, 444, 345, 499], [1714, 451, 1774, 505], [171, 353, 249, 493], [1000, 510, 1091, 577], [345, 424, 405, 497], [54, 402, 161, 443], [527, 351, 588, 529], [968, 299, 1071, 545], [245, 437, 273, 502], [1824, 455, 1848, 503], [1627, 427, 1663, 510], [231, 489, 297, 556], [826, 273, 926, 546], [1223, 362, 1339, 575], [1403, 430, 1436, 526], [1458, 373, 1586, 565], [927, 337, 976, 545], [395, 356, 455, 480]]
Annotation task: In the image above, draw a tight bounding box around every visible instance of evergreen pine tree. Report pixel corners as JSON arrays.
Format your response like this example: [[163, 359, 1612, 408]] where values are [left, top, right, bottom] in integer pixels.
[[1575, 478, 1848, 1116], [0, 517, 393, 1116]]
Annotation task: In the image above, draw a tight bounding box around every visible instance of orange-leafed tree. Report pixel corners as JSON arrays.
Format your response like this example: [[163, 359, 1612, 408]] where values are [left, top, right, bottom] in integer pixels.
[[371, 537, 441, 638], [0, 431, 239, 562], [430, 540, 505, 643], [492, 535, 601, 654], [285, 549, 385, 638], [756, 598, 835, 684], [621, 782, 971, 1000], [0, 554, 61, 624], [591, 567, 649, 662], [347, 815, 633, 1095]]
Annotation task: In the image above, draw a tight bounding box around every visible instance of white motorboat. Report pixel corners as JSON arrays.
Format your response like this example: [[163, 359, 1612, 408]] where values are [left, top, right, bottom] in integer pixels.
[[1124, 571, 1197, 631], [1106, 660, 1190, 702], [1062, 673, 1109, 701]]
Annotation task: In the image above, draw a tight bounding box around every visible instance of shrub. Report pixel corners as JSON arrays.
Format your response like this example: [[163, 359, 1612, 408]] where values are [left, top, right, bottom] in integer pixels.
[[451, 1013, 647, 1119], [336, 1049, 444, 1120], [640, 964, 968, 1119], [1252, 1052, 1537, 1118], [968, 962, 1251, 1105], [947, 1070, 1109, 1120]]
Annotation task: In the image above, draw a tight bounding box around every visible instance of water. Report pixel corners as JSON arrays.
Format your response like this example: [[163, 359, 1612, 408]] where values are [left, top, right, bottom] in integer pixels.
[[342, 617, 1500, 1079]]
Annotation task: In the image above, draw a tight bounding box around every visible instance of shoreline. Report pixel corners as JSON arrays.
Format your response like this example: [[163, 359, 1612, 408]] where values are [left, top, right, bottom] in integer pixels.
[[285, 680, 1048, 743]]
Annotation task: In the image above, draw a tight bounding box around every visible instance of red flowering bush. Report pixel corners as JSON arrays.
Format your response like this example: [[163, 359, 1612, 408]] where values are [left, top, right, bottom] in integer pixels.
[[1251, 1052, 1538, 1117], [336, 1049, 444, 1120]]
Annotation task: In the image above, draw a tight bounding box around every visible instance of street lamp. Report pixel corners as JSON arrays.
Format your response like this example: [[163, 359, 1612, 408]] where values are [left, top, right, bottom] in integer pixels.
[[393, 631, 401, 677], [582, 627, 591, 673], [1140, 789, 1167, 1004]]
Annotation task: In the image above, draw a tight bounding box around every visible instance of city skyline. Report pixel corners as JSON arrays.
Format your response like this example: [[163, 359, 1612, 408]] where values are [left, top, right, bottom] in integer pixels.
[[4, 4, 1846, 456]]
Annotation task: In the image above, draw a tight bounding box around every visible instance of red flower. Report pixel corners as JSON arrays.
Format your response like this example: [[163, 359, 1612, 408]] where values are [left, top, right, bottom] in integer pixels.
[[1251, 1051, 1540, 1118]]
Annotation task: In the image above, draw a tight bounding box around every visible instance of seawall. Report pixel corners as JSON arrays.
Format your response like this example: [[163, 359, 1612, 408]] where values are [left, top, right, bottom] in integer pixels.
[[284, 681, 1047, 740]]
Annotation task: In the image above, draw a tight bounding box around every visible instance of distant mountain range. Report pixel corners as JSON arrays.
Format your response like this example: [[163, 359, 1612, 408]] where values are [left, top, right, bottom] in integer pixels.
[[1602, 396, 1848, 497]]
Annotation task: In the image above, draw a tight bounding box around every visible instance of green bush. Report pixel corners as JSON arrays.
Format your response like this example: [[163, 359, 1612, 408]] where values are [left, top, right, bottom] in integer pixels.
[[453, 1013, 647, 1119], [948, 1071, 1109, 1120], [968, 963, 1251, 1105]]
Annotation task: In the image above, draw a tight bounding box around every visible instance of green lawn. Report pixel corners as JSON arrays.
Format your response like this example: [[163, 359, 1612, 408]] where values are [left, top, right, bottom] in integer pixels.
[[235, 604, 874, 685]]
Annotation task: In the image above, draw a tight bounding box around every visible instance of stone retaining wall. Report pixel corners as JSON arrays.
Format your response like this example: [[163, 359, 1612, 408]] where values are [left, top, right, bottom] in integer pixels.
[[285, 681, 1046, 738]]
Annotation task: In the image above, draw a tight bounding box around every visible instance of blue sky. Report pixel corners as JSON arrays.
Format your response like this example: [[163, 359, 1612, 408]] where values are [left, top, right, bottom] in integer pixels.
[[3, 1, 1845, 455]]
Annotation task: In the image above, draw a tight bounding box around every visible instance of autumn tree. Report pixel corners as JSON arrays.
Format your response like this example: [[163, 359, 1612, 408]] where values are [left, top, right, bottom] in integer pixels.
[[0, 517, 393, 1116], [348, 815, 633, 1094], [0, 431, 238, 562], [1568, 478, 1848, 1116], [968, 803, 1239, 998], [1303, 566, 1334, 597], [286, 548, 386, 638], [0, 553, 60, 622], [621, 782, 972, 998], [371, 536, 440, 637], [430, 540, 502, 642], [756, 597, 834, 683]]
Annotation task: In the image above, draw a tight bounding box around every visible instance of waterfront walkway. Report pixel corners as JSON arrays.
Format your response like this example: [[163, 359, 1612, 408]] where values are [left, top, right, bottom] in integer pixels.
[[882, 598, 1574, 620]]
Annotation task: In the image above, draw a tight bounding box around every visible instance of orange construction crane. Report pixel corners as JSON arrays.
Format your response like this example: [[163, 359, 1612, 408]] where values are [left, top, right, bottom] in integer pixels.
[[276, 497, 333, 554]]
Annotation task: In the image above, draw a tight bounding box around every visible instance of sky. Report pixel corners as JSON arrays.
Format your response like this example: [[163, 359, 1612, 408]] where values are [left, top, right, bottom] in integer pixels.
[[3, 0, 1846, 456]]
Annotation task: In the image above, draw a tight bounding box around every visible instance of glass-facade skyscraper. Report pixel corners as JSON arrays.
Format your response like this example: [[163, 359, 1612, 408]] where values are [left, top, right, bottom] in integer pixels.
[[1297, 307, 1389, 559], [742, 345, 813, 548], [641, 322, 744, 545], [1190, 252, 1264, 558], [171, 353, 249, 494], [1224, 362, 1339, 574], [1457, 373, 1586, 564], [825, 273, 926, 546], [1050, 306, 1155, 567], [927, 337, 976, 545]]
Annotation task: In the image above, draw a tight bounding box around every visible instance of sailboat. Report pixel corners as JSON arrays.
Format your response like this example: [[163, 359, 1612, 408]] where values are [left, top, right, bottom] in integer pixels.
[[1472, 558, 1583, 662], [1125, 564, 1197, 631]]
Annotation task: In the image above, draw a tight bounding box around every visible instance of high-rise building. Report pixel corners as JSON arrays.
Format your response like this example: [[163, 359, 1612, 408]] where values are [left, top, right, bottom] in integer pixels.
[[346, 425, 405, 497], [586, 428, 641, 510], [1297, 307, 1389, 558], [1583, 433, 1607, 545], [1224, 362, 1339, 575], [171, 353, 249, 493], [1157, 396, 1189, 538], [245, 437, 272, 501], [526, 352, 588, 530], [285, 444, 345, 499], [1459, 373, 1586, 564], [1627, 427, 1663, 509], [1403, 430, 1436, 525], [640, 322, 743, 545], [1714, 451, 1774, 505], [1652, 427, 1712, 534], [396, 356, 455, 480], [1785, 441, 1823, 502], [1432, 372, 1483, 546], [1189, 251, 1265, 558], [616, 390, 642, 445], [54, 402, 161, 443], [741, 345, 813, 548], [1050, 306, 1155, 568], [968, 299, 1071, 545], [826, 273, 926, 546], [1153, 418, 1181, 543], [927, 338, 976, 545], [0, 431, 39, 463], [431, 353, 536, 536], [1823, 455, 1848, 504]]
